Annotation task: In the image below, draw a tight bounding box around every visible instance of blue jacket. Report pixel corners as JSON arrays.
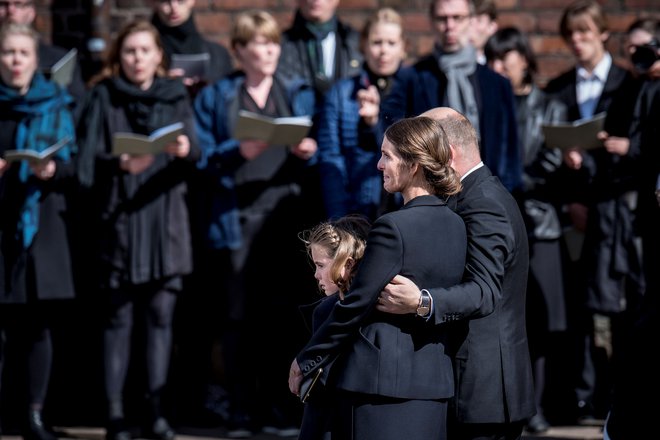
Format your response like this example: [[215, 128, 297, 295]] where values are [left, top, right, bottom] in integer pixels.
[[381, 55, 522, 192], [317, 70, 385, 220], [193, 72, 316, 249]]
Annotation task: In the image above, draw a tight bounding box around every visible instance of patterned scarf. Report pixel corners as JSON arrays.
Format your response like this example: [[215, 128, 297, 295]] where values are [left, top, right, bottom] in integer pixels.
[[436, 44, 480, 137], [0, 72, 75, 247]]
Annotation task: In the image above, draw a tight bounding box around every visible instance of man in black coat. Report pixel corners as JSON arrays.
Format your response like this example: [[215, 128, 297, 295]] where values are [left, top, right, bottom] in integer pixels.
[[544, 0, 643, 422], [277, 0, 362, 99], [377, 107, 534, 440]]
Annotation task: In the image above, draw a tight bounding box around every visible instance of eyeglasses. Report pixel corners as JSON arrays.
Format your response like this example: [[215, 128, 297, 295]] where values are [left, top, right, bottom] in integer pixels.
[[0, 1, 33, 9], [432, 14, 471, 25]]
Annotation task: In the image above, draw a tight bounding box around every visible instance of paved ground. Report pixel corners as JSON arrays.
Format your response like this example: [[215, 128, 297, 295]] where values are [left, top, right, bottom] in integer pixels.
[[0, 424, 604, 440]]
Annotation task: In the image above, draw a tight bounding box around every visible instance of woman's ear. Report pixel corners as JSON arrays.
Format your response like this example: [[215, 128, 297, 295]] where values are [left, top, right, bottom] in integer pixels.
[[345, 257, 355, 271]]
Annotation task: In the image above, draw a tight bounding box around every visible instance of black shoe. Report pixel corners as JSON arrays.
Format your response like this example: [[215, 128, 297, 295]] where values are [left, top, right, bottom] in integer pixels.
[[261, 407, 299, 438], [24, 410, 57, 440], [143, 417, 175, 440], [526, 414, 550, 434], [576, 400, 597, 425], [225, 412, 253, 439], [106, 418, 132, 440]]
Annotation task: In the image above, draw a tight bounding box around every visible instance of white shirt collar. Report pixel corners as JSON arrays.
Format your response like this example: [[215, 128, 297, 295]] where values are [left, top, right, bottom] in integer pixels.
[[577, 52, 612, 83], [460, 162, 484, 181]]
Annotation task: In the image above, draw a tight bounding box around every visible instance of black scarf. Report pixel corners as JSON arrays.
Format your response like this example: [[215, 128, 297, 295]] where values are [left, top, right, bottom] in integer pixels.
[[110, 74, 187, 134], [151, 13, 206, 56], [364, 64, 396, 97], [76, 75, 187, 187]]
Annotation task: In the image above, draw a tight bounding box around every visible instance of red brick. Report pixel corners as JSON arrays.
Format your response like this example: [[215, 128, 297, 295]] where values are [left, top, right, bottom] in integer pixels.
[[531, 35, 571, 56], [402, 12, 433, 34], [537, 12, 564, 33], [496, 0, 518, 9], [196, 12, 232, 35], [607, 13, 642, 32], [498, 12, 537, 33], [339, 0, 379, 8], [210, 0, 278, 10], [520, 0, 569, 9], [626, 0, 660, 6], [341, 13, 370, 30]]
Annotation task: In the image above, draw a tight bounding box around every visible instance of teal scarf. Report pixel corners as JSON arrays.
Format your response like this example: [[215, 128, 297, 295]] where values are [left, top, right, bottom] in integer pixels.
[[0, 73, 75, 247]]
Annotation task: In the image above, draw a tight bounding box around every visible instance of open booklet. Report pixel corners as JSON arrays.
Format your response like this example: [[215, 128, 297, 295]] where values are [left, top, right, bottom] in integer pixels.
[[541, 112, 606, 151], [3, 136, 71, 163], [42, 48, 78, 88], [170, 53, 211, 79], [112, 122, 185, 156], [234, 110, 313, 146]]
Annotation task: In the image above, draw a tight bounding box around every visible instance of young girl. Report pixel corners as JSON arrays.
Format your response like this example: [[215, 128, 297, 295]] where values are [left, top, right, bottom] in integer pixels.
[[298, 214, 371, 440]]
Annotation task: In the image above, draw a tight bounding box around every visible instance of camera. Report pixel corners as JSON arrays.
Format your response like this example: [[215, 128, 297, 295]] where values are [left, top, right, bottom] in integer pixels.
[[631, 39, 659, 73]]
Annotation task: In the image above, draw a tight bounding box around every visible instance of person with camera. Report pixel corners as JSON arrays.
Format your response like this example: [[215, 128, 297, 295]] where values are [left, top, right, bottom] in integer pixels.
[[603, 18, 659, 440], [544, 0, 643, 424]]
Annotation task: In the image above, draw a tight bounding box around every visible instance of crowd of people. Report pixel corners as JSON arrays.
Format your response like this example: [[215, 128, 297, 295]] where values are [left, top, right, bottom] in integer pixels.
[[0, 0, 658, 439]]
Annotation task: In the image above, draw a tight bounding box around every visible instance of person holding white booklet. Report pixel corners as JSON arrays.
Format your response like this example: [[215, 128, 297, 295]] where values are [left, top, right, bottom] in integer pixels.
[[0, 22, 77, 440], [75, 19, 199, 440], [193, 10, 317, 437]]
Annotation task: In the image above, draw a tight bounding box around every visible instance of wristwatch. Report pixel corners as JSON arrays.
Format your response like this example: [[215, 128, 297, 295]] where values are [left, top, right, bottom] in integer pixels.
[[416, 289, 431, 317]]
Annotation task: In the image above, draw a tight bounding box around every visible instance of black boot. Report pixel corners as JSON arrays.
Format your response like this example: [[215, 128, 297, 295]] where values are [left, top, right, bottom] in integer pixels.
[[24, 409, 57, 440], [106, 418, 131, 440], [106, 400, 131, 440], [143, 392, 175, 440]]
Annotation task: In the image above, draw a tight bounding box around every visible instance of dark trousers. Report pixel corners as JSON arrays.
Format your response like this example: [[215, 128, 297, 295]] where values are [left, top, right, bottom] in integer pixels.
[[448, 419, 525, 440], [334, 391, 448, 440]]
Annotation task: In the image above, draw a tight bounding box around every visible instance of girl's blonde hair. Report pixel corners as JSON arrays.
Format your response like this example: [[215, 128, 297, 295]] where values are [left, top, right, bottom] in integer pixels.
[[301, 215, 371, 295]]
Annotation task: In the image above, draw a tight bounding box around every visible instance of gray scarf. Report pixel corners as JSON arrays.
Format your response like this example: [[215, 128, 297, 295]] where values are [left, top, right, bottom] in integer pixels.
[[436, 44, 480, 138]]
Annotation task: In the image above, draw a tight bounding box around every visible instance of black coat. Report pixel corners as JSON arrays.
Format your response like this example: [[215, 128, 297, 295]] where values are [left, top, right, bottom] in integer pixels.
[[0, 86, 78, 303], [76, 76, 199, 290], [298, 195, 466, 400], [545, 61, 644, 313], [429, 166, 535, 424], [277, 10, 362, 97]]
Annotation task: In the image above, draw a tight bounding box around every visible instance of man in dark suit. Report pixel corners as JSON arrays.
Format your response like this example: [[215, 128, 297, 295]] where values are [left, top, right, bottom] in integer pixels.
[[377, 107, 534, 440], [277, 0, 362, 99], [380, 0, 521, 192]]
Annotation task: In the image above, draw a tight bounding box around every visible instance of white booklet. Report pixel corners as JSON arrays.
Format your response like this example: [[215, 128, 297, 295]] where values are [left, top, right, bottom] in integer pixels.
[[234, 110, 312, 146], [170, 53, 211, 79], [43, 48, 78, 87], [541, 112, 606, 151], [112, 122, 184, 156], [3, 136, 70, 163]]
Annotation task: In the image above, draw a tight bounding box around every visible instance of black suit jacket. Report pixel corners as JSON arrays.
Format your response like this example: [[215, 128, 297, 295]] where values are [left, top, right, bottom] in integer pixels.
[[297, 195, 466, 400], [428, 166, 534, 423], [545, 60, 644, 312]]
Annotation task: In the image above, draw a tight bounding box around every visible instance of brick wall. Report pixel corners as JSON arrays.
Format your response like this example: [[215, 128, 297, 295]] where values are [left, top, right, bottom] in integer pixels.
[[37, 0, 659, 85]]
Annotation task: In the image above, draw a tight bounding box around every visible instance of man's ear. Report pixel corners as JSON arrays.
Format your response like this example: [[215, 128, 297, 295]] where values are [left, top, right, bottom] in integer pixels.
[[449, 143, 457, 167]]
